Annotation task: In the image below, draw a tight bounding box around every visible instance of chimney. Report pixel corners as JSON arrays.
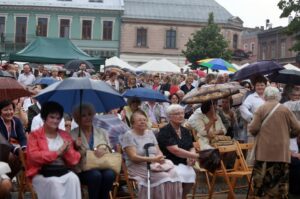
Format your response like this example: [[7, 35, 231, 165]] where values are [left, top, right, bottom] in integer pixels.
[[260, 26, 264, 30], [266, 19, 270, 29]]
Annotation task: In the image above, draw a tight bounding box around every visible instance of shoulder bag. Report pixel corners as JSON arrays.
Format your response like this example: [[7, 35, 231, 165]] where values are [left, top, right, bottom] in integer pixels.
[[84, 144, 122, 174]]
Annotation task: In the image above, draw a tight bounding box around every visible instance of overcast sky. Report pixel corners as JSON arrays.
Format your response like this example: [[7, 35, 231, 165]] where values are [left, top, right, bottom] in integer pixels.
[[215, 0, 289, 28]]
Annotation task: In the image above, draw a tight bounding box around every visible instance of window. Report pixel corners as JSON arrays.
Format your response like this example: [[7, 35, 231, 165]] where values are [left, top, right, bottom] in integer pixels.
[[102, 21, 112, 40], [232, 34, 238, 49], [271, 41, 276, 59], [0, 17, 5, 42], [251, 43, 255, 53], [166, 29, 176, 49], [82, 20, 92, 40], [262, 43, 267, 60], [36, 18, 48, 37], [58, 0, 72, 1], [243, 43, 248, 51], [280, 40, 286, 58], [15, 17, 27, 43], [136, 28, 147, 47], [60, 19, 70, 38], [89, 0, 103, 2]]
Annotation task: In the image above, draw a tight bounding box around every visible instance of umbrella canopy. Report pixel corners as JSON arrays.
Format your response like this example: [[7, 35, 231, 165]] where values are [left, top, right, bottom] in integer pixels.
[[122, 88, 169, 102], [198, 58, 237, 72], [64, 59, 94, 71], [268, 69, 300, 85], [105, 56, 136, 71], [182, 82, 243, 104], [232, 60, 284, 81], [0, 77, 32, 102], [0, 70, 14, 78], [33, 77, 59, 86], [283, 63, 300, 71], [35, 78, 126, 113]]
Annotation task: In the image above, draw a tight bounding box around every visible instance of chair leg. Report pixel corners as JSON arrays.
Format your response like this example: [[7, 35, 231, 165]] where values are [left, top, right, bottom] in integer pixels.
[[191, 172, 199, 199], [208, 173, 217, 199], [204, 171, 211, 192]]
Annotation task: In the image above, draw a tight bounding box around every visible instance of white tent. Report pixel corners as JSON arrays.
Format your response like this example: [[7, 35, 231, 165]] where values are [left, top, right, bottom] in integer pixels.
[[105, 56, 136, 71], [284, 63, 300, 71], [136, 59, 180, 73]]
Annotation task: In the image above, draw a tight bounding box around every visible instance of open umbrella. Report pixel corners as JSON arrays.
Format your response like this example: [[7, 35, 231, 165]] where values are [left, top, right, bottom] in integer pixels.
[[35, 77, 126, 113], [0, 70, 14, 78], [0, 77, 32, 102], [122, 88, 169, 102], [198, 58, 237, 72], [182, 82, 243, 104], [33, 77, 59, 86], [268, 69, 300, 85], [64, 59, 94, 71], [231, 60, 284, 81]]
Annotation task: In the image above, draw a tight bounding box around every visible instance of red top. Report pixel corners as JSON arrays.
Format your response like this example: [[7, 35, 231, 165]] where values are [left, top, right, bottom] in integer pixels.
[[170, 85, 180, 95], [26, 127, 80, 180]]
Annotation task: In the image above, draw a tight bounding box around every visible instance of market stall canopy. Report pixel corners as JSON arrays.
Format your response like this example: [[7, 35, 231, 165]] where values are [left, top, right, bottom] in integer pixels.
[[9, 37, 104, 65], [136, 59, 180, 73], [105, 56, 136, 71], [283, 63, 300, 71]]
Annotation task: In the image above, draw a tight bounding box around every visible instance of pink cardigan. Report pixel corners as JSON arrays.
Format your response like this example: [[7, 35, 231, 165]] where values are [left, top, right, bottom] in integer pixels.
[[26, 127, 80, 180]]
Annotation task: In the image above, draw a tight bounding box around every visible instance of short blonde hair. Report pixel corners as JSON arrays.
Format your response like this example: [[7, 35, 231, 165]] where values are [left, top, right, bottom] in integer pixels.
[[72, 104, 96, 124]]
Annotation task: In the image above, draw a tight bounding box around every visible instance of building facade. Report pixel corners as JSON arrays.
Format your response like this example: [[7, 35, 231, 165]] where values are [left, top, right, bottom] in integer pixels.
[[240, 28, 263, 63], [120, 0, 244, 67], [0, 0, 124, 60], [257, 26, 298, 65]]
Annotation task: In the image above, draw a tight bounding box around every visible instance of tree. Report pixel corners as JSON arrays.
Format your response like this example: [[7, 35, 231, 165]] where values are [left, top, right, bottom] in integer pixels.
[[278, 0, 300, 51], [182, 13, 232, 69]]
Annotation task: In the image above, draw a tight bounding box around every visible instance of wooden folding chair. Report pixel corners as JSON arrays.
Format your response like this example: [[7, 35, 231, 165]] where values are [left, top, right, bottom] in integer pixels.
[[17, 150, 37, 199], [208, 141, 252, 199], [189, 130, 211, 199], [111, 144, 137, 199], [236, 142, 254, 171]]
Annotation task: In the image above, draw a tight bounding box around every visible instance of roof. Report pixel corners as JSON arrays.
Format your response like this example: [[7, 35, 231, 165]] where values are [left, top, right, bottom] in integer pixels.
[[123, 0, 234, 24], [9, 37, 104, 65], [0, 0, 124, 11]]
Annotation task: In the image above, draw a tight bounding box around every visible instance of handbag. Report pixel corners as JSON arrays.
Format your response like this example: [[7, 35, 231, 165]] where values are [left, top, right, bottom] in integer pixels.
[[84, 144, 122, 174], [247, 103, 281, 166], [199, 148, 221, 173], [39, 164, 70, 177]]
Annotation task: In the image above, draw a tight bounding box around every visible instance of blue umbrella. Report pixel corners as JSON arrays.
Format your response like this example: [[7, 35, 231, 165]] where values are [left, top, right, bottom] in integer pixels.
[[33, 77, 59, 86], [35, 77, 126, 113], [122, 87, 169, 102], [231, 60, 284, 81]]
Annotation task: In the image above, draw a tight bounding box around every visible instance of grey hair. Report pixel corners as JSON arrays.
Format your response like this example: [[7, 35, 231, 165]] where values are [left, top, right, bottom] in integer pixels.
[[166, 104, 184, 117], [263, 86, 281, 101], [72, 103, 96, 124]]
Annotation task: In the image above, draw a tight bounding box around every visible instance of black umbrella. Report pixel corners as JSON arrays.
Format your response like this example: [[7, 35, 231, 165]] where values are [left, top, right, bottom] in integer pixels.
[[0, 70, 14, 78], [268, 69, 300, 85], [231, 61, 284, 81], [64, 59, 94, 71]]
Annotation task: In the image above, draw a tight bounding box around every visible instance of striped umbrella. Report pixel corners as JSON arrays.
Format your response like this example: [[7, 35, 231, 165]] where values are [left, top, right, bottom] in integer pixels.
[[197, 58, 237, 72]]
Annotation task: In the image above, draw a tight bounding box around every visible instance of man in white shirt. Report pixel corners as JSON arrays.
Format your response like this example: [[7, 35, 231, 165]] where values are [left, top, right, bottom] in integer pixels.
[[17, 64, 35, 86], [72, 63, 91, 78]]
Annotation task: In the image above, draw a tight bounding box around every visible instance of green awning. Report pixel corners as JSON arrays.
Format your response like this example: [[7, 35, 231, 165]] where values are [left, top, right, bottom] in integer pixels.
[[9, 37, 104, 66]]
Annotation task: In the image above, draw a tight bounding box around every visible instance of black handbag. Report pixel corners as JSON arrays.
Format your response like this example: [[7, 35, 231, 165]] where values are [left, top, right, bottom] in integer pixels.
[[39, 165, 70, 177], [199, 149, 221, 173]]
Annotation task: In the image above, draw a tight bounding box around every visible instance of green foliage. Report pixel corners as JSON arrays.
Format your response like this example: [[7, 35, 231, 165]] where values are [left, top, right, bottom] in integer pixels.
[[278, 0, 300, 51], [182, 13, 232, 69]]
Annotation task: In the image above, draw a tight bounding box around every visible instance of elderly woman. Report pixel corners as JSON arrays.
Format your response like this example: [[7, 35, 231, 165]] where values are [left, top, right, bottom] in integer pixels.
[[187, 100, 227, 150], [0, 100, 27, 178], [157, 105, 199, 199], [26, 101, 81, 199], [248, 86, 300, 198], [120, 110, 182, 199], [71, 104, 115, 199]]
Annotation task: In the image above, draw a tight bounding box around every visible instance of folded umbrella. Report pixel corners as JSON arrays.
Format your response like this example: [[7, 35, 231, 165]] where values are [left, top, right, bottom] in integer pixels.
[[122, 87, 169, 102], [268, 69, 300, 85], [35, 77, 126, 113], [231, 60, 284, 81]]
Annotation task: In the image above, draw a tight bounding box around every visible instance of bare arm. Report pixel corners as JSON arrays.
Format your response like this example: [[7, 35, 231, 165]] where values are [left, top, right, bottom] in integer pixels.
[[166, 145, 198, 159]]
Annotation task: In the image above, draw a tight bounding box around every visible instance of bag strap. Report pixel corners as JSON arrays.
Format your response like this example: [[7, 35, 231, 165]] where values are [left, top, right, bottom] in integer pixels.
[[94, 144, 112, 153], [261, 103, 280, 127]]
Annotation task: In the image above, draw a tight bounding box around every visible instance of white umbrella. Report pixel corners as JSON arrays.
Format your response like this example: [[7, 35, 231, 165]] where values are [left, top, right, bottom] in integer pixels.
[[284, 63, 300, 71], [105, 56, 136, 71]]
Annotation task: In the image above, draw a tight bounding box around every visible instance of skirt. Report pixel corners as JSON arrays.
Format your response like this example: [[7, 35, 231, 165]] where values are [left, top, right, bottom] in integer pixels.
[[252, 160, 289, 199]]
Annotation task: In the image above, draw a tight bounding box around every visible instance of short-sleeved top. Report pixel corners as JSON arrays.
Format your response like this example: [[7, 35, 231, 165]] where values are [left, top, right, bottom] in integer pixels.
[[157, 123, 194, 165], [120, 129, 158, 166]]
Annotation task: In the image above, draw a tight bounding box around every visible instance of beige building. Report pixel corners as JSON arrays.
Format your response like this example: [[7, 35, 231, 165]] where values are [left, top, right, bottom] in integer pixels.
[[120, 0, 244, 67]]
